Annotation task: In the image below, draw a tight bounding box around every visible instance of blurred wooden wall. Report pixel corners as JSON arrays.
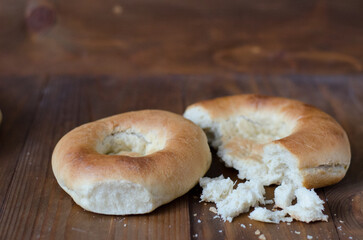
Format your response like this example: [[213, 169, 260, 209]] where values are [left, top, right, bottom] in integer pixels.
[[0, 0, 362, 76]]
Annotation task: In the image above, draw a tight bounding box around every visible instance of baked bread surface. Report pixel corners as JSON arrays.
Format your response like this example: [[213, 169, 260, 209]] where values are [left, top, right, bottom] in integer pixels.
[[52, 110, 211, 214], [184, 94, 350, 189]]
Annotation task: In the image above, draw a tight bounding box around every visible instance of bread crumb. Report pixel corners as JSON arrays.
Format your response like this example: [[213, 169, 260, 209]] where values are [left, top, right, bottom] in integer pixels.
[[349, 237, 353, 239], [193, 234, 198, 238], [249, 223, 252, 227], [219, 230, 222, 233], [213, 215, 220, 219], [295, 231, 300, 234], [249, 207, 293, 223], [284, 188, 328, 223], [274, 183, 295, 208], [197, 219, 202, 223], [241, 224, 246, 228], [307, 235, 313, 239], [200, 175, 234, 203], [209, 207, 218, 214], [264, 199, 274, 205], [255, 230, 261, 235], [259, 234, 266, 240], [124, 224, 127, 227], [287, 222, 291, 225], [337, 226, 342, 231], [339, 220, 344, 223], [193, 213, 197, 217]]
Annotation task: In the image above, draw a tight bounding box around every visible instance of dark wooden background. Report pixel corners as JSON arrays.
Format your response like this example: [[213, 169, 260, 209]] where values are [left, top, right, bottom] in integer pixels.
[[0, 0, 362, 239], [1, 0, 363, 75]]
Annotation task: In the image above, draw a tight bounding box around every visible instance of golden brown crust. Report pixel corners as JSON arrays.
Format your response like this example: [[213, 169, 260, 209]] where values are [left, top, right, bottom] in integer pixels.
[[52, 110, 211, 213], [185, 94, 351, 188]]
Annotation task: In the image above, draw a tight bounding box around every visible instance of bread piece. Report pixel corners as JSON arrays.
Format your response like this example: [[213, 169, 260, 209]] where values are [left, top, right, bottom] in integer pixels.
[[200, 175, 234, 202], [249, 207, 292, 223], [250, 185, 328, 223], [52, 110, 211, 215], [285, 188, 328, 223], [187, 95, 347, 222], [200, 178, 265, 222], [216, 180, 265, 222], [274, 183, 295, 208], [184, 94, 350, 189]]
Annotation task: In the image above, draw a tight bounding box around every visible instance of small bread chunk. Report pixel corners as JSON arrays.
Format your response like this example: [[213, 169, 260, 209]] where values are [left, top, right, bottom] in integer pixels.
[[217, 180, 265, 222], [249, 207, 292, 223], [249, 185, 328, 223], [274, 183, 295, 208], [285, 188, 328, 223], [200, 178, 265, 222], [200, 175, 234, 202]]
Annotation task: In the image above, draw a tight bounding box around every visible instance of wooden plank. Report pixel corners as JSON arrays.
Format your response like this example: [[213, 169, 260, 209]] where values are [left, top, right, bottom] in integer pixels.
[[0, 78, 91, 239], [0, 76, 46, 210], [316, 76, 363, 240], [86, 76, 185, 118]]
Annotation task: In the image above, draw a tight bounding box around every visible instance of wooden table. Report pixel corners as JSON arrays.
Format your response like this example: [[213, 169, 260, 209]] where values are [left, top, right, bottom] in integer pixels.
[[0, 76, 362, 240], [0, 0, 362, 239]]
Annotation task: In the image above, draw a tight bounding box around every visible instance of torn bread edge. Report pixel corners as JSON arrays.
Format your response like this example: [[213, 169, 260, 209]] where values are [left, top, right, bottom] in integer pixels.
[[184, 102, 332, 224]]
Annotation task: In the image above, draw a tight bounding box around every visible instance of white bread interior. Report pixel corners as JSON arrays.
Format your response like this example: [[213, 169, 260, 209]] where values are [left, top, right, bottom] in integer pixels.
[[200, 175, 265, 222], [249, 207, 292, 223], [200, 175, 234, 203]]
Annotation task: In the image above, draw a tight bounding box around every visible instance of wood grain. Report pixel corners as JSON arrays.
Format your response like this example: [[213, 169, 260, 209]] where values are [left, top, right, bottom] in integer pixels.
[[0, 75, 362, 239], [0, 0, 362, 75], [0, 76, 46, 210], [316, 77, 363, 240]]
